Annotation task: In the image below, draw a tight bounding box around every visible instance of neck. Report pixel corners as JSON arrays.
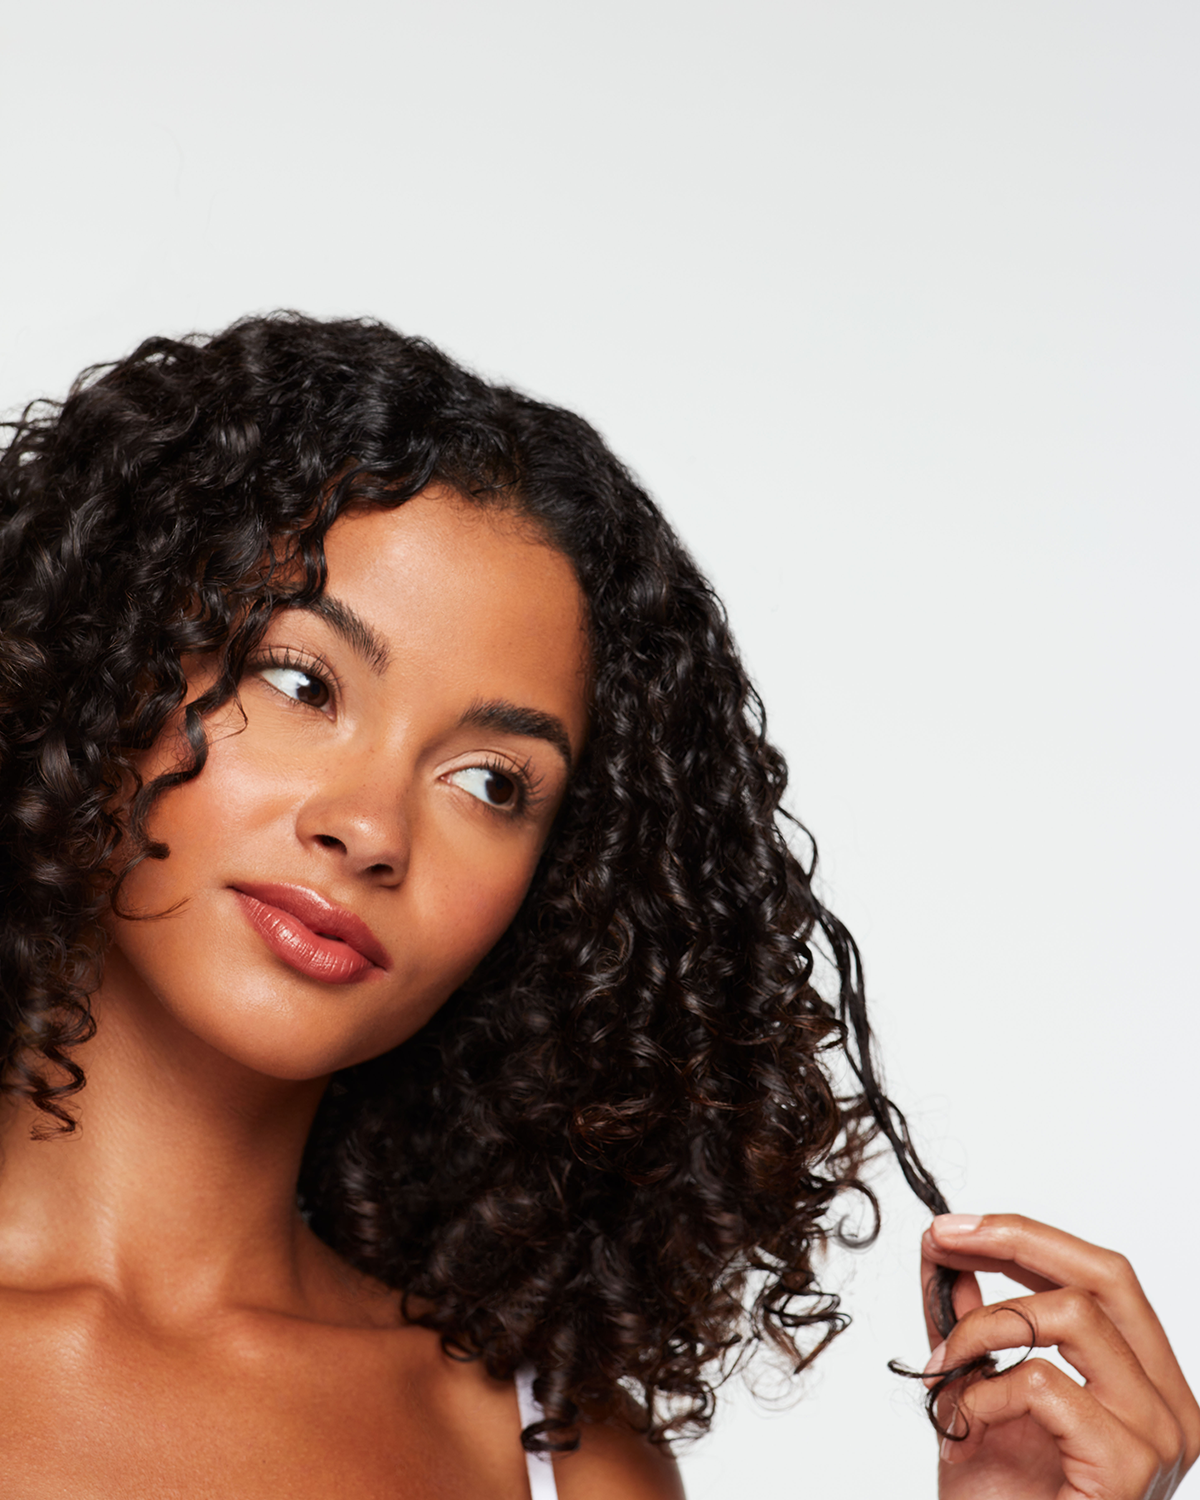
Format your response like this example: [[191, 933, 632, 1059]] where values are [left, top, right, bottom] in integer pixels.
[[0, 951, 330, 1325]]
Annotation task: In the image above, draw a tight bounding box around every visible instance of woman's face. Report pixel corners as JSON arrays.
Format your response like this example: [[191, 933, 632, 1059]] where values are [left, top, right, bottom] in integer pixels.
[[104, 487, 590, 1080]]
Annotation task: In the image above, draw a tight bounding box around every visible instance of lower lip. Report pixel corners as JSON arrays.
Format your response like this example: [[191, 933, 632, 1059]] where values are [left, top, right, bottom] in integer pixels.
[[233, 892, 378, 985]]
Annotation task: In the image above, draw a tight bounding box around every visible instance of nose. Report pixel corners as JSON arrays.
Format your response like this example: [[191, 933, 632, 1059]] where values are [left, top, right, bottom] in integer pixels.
[[294, 757, 411, 885]]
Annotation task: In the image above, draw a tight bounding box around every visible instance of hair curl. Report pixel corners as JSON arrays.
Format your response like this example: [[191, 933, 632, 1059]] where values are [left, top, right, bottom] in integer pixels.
[[0, 312, 960, 1450]]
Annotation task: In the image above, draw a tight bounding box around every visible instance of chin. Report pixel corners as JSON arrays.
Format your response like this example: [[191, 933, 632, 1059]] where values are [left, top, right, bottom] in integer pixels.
[[177, 990, 431, 1082], [98, 947, 433, 1085]]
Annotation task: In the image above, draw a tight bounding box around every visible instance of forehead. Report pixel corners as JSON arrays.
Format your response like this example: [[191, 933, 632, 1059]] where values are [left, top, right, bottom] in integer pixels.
[[319, 488, 591, 750]]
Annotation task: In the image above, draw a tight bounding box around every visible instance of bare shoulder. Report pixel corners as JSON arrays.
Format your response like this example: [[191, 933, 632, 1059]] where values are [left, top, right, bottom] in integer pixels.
[[304, 1232, 687, 1496], [552, 1416, 687, 1500]]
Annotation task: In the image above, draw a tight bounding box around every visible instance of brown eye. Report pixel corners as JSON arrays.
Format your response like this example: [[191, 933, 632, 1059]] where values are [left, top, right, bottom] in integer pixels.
[[485, 769, 516, 805], [448, 765, 519, 809], [259, 664, 331, 709]]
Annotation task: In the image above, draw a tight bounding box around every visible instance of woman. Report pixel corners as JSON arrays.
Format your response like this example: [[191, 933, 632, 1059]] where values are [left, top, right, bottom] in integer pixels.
[[0, 312, 1194, 1497]]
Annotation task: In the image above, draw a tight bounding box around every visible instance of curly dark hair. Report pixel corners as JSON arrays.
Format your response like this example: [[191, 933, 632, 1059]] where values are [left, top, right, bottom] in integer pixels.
[[0, 312, 960, 1450]]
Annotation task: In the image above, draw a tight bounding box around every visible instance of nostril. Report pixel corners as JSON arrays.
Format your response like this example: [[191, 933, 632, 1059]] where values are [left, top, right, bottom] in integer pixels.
[[315, 834, 346, 852]]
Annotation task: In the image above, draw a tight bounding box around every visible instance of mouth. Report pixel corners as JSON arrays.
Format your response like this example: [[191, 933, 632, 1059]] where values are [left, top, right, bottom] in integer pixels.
[[231, 882, 390, 985]]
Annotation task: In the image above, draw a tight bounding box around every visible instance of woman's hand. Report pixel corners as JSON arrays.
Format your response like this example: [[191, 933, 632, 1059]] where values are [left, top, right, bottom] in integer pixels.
[[920, 1214, 1199, 1499]]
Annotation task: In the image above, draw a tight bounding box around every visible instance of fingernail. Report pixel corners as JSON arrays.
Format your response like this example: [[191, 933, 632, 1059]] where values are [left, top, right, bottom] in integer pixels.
[[922, 1340, 948, 1378], [939, 1436, 957, 1464], [932, 1213, 982, 1239]]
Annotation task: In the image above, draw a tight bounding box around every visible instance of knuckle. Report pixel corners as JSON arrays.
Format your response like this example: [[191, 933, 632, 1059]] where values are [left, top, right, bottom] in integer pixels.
[[1182, 1408, 1200, 1465], [1128, 1440, 1163, 1492], [1017, 1357, 1058, 1397], [1098, 1247, 1134, 1288], [1056, 1285, 1096, 1326], [1155, 1413, 1186, 1466]]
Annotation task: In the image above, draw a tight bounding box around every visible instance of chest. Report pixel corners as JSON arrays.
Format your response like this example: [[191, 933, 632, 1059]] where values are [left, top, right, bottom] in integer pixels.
[[0, 1302, 531, 1499]]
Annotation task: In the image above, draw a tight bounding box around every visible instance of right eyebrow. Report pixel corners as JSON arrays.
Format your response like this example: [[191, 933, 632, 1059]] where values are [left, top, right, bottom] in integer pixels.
[[459, 697, 575, 771], [295, 595, 391, 676]]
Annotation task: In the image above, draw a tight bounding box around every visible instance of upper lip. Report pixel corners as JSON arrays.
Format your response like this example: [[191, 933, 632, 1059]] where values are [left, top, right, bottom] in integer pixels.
[[231, 882, 391, 970]]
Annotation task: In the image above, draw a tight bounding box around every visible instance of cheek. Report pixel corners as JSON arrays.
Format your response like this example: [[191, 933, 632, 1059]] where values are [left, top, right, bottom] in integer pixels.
[[111, 728, 294, 948], [142, 720, 292, 841], [337, 865, 540, 1069], [418, 847, 540, 984]]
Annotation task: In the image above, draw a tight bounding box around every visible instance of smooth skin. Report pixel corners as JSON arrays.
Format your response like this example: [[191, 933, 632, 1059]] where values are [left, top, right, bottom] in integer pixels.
[[922, 1214, 1199, 1498], [0, 488, 680, 1498]]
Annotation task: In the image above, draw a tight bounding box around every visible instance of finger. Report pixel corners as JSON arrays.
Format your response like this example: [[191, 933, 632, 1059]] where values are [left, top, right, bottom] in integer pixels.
[[924, 1290, 1186, 1470], [920, 1241, 981, 1350], [921, 1224, 1059, 1295], [918, 1261, 984, 1441], [927, 1213, 1200, 1459], [942, 1356, 1169, 1499]]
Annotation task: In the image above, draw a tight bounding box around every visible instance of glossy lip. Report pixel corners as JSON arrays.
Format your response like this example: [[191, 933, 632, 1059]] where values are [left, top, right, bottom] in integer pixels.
[[231, 881, 391, 985]]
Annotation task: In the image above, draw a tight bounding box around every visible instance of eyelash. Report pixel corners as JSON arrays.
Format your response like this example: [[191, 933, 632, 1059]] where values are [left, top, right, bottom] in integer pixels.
[[248, 648, 337, 711], [453, 754, 545, 818], [247, 649, 545, 818]]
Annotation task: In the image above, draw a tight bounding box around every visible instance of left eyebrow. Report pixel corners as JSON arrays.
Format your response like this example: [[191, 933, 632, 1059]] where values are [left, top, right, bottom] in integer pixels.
[[459, 697, 575, 770], [297, 595, 391, 676]]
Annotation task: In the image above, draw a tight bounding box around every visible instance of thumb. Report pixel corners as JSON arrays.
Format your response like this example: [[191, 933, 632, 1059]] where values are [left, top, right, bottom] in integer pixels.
[[921, 1244, 983, 1352]]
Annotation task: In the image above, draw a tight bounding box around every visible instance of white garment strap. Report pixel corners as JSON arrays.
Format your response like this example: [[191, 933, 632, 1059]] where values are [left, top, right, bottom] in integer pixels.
[[515, 1366, 559, 1500]]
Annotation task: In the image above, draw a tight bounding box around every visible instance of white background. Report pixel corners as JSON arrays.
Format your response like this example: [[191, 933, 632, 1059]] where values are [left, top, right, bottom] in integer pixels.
[[1, 2, 1196, 1493]]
